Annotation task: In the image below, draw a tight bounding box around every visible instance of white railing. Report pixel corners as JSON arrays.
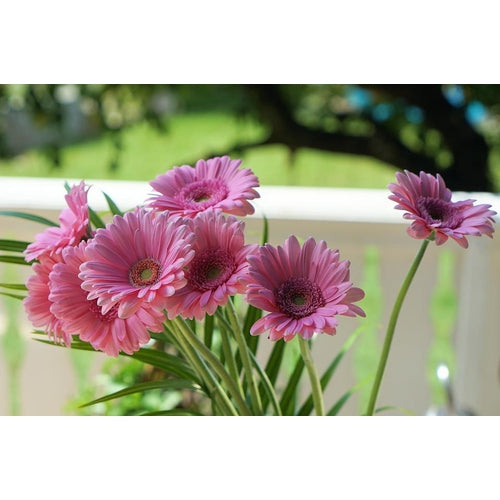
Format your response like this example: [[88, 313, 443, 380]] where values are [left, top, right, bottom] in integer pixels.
[[1, 177, 499, 415]]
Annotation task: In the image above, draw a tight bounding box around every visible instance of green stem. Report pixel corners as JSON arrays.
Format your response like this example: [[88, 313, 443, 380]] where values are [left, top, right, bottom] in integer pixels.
[[204, 314, 214, 348], [168, 322, 238, 416], [298, 336, 325, 416], [173, 317, 252, 416], [217, 309, 282, 416], [365, 238, 430, 416], [226, 299, 263, 415], [218, 314, 245, 398]]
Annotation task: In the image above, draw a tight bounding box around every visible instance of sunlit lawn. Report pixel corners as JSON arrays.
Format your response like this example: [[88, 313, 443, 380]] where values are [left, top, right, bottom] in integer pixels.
[[0, 112, 396, 188]]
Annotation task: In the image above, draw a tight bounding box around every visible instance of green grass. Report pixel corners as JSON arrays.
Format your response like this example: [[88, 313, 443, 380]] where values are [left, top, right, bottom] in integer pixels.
[[0, 111, 396, 188]]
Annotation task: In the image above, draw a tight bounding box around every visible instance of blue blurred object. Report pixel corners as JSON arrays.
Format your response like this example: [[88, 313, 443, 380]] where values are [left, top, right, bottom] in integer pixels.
[[443, 85, 465, 107], [346, 86, 372, 110], [465, 101, 487, 125], [405, 105, 424, 124], [372, 103, 393, 122]]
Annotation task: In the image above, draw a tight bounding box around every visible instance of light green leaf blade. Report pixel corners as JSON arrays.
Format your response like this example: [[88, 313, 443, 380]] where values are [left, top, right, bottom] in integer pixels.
[[0, 210, 58, 227], [0, 283, 28, 291], [298, 326, 364, 416], [0, 239, 30, 253], [79, 379, 201, 408], [88, 207, 106, 229], [0, 255, 31, 266], [102, 191, 124, 217]]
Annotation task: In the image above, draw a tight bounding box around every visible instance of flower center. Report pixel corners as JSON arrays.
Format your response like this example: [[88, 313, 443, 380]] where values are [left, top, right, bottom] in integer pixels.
[[186, 248, 236, 291], [129, 258, 162, 287], [88, 299, 119, 322], [275, 277, 325, 319], [177, 179, 229, 210], [417, 197, 464, 229]]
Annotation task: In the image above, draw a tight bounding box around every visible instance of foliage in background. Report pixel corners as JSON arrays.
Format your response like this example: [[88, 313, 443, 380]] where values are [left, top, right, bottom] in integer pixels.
[[0, 265, 26, 415], [1, 84, 500, 191], [427, 250, 458, 407], [352, 247, 383, 413]]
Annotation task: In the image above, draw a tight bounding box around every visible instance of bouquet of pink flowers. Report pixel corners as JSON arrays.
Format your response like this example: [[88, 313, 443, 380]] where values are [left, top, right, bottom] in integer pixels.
[[0, 157, 496, 416]]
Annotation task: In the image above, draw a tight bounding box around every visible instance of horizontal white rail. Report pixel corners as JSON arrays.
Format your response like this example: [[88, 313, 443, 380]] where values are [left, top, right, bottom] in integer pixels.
[[1, 176, 498, 224]]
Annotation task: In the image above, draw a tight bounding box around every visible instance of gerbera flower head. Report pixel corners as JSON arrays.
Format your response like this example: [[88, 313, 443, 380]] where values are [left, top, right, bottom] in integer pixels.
[[244, 235, 365, 342], [163, 210, 257, 320], [49, 242, 165, 357], [79, 208, 194, 319], [24, 253, 70, 346], [388, 170, 496, 248], [24, 181, 90, 262], [147, 155, 260, 218]]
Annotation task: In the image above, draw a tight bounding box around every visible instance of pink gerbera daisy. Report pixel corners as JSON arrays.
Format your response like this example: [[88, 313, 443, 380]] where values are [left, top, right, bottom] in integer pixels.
[[79, 208, 194, 319], [163, 211, 257, 321], [147, 155, 260, 218], [388, 170, 496, 248], [24, 254, 70, 346], [244, 235, 365, 342], [24, 181, 90, 262], [49, 243, 165, 357]]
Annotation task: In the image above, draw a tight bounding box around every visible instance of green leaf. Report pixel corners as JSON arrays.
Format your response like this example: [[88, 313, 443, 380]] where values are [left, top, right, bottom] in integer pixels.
[[247, 349, 282, 416], [140, 408, 203, 416], [88, 207, 106, 229], [261, 214, 269, 245], [375, 405, 416, 416], [243, 305, 262, 355], [79, 379, 201, 408], [327, 377, 371, 416], [264, 340, 286, 388], [327, 387, 357, 416], [279, 352, 305, 415], [0, 255, 30, 266], [102, 191, 124, 217], [34, 336, 199, 383], [297, 326, 364, 416], [0, 291, 25, 300], [0, 239, 30, 253], [0, 283, 28, 291], [203, 313, 215, 348], [0, 211, 58, 227]]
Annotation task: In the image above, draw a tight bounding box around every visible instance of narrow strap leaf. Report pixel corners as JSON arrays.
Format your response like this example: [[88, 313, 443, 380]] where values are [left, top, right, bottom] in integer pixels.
[[203, 313, 215, 348], [327, 377, 371, 416], [0, 283, 28, 291], [103, 191, 124, 216], [279, 355, 305, 415], [0, 210, 58, 227], [247, 349, 282, 416], [0, 291, 26, 300], [243, 305, 262, 355], [34, 337, 198, 382], [375, 405, 416, 416], [297, 327, 364, 415], [261, 214, 269, 245], [0, 255, 31, 266], [0, 239, 30, 253], [79, 379, 200, 408], [88, 207, 106, 229], [264, 340, 286, 386], [327, 387, 357, 416], [140, 408, 204, 416]]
